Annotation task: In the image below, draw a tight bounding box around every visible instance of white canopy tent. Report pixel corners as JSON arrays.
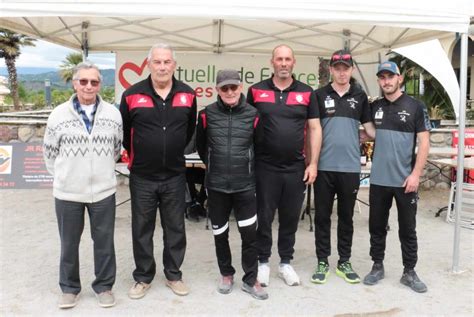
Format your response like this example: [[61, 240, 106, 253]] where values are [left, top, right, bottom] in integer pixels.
[[1, 0, 472, 271]]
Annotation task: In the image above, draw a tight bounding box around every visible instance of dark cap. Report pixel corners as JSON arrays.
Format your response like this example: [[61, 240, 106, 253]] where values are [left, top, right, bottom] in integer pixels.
[[330, 49, 353, 67], [376, 61, 400, 76], [216, 69, 241, 88]]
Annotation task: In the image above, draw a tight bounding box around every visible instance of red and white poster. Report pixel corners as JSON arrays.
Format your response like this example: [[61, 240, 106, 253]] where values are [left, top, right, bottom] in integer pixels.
[[116, 52, 319, 107]]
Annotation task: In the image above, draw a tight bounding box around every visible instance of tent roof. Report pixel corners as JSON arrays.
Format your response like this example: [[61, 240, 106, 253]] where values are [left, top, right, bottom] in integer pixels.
[[0, 1, 471, 56]]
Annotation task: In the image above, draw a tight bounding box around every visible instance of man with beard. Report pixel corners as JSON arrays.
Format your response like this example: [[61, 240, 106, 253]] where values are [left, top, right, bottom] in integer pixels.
[[363, 61, 430, 293]]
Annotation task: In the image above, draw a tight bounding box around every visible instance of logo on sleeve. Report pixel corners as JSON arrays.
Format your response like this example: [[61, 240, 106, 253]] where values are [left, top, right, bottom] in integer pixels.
[[252, 89, 275, 103], [172, 92, 194, 107], [126, 94, 154, 110]]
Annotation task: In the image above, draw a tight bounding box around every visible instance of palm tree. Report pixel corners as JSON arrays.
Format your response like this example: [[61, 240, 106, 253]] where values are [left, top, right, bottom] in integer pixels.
[[59, 52, 83, 83], [0, 28, 35, 110]]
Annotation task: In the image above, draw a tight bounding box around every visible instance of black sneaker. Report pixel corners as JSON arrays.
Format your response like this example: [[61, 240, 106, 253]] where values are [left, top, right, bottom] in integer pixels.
[[310, 261, 330, 284], [363, 262, 385, 285], [186, 204, 201, 222], [336, 261, 360, 284], [400, 269, 427, 293]]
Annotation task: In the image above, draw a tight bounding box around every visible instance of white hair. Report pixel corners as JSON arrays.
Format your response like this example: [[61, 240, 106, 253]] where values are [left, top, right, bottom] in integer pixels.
[[147, 43, 176, 62], [72, 61, 103, 81]]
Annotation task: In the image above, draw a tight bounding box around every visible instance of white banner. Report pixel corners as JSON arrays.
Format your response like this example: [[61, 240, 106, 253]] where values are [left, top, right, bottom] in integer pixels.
[[116, 52, 319, 106]]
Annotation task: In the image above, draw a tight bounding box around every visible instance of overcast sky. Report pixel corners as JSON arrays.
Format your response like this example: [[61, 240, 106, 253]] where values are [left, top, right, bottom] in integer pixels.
[[0, 39, 116, 69]]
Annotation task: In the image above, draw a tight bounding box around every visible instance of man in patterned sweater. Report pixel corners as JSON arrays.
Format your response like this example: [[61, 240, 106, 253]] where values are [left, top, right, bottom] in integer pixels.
[[43, 61, 123, 309]]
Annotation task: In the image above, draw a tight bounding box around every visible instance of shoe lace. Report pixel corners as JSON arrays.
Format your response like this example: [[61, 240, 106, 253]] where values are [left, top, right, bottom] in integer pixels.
[[340, 261, 354, 273], [282, 264, 296, 276], [317, 261, 328, 273]]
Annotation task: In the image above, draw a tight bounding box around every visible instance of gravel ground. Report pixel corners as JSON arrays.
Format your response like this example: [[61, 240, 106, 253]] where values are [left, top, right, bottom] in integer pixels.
[[1, 186, 472, 316]]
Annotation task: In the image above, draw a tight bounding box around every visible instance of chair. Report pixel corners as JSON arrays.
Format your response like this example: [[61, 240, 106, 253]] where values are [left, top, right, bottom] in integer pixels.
[[446, 182, 474, 229]]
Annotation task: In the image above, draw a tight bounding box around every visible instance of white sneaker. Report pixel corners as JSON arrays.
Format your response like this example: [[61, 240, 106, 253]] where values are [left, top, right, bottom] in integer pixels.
[[257, 263, 270, 287], [278, 264, 300, 286]]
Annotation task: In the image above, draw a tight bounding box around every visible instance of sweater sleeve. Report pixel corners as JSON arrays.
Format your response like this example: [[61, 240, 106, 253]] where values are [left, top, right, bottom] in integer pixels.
[[43, 115, 59, 175], [119, 93, 131, 152], [114, 111, 124, 162]]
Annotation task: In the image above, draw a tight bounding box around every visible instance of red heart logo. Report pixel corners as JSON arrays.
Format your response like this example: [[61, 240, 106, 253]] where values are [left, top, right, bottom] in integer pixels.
[[118, 58, 148, 89]]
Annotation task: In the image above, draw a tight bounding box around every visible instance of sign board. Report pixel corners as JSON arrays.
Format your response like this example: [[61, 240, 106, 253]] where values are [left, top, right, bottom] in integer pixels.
[[0, 143, 53, 189], [116, 52, 319, 106], [452, 128, 474, 183]]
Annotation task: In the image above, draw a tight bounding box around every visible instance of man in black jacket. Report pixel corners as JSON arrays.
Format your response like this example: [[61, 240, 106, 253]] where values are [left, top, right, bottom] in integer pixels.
[[196, 69, 268, 300], [120, 43, 197, 299]]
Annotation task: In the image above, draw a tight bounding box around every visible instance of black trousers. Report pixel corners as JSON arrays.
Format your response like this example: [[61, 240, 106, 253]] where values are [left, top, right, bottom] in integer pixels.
[[55, 194, 116, 295], [256, 165, 306, 264], [314, 171, 360, 263], [369, 184, 418, 269], [129, 173, 186, 283], [207, 189, 258, 285]]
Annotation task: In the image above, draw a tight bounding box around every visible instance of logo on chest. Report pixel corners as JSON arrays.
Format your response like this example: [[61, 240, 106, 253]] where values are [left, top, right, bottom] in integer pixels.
[[346, 97, 358, 109], [397, 110, 410, 123]]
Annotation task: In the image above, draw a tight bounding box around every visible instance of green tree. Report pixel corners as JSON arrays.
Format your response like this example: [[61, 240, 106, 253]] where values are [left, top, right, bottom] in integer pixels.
[[101, 86, 115, 104], [59, 52, 83, 83], [0, 28, 36, 110]]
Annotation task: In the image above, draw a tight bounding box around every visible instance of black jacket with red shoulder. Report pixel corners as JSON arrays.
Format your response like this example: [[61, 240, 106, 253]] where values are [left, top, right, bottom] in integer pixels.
[[120, 75, 197, 179]]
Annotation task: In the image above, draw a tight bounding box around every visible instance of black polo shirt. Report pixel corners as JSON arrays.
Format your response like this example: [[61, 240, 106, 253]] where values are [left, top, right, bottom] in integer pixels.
[[315, 83, 371, 173], [370, 93, 431, 187], [247, 76, 319, 172]]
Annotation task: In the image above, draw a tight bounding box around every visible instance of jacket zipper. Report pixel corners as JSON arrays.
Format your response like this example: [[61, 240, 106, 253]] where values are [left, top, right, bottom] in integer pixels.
[[248, 148, 252, 174], [207, 147, 211, 173], [228, 107, 233, 190], [162, 101, 167, 167]]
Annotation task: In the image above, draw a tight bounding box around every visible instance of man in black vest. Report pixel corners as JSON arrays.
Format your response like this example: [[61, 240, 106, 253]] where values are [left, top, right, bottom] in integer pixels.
[[196, 69, 267, 300]]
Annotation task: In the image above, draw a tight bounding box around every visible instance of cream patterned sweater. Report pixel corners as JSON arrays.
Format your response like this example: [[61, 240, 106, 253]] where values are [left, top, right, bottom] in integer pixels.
[[43, 95, 123, 203]]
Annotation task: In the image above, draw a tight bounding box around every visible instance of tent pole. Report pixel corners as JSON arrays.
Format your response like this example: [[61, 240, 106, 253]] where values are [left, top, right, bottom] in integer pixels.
[[81, 21, 89, 61], [452, 32, 468, 273]]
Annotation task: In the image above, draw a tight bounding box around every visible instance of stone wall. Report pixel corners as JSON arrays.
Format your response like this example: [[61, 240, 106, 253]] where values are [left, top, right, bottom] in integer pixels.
[[0, 120, 470, 190], [0, 124, 45, 143], [423, 128, 456, 190]]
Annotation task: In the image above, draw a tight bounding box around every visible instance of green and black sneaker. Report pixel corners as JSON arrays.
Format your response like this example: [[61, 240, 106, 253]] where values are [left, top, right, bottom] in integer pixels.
[[336, 261, 360, 284], [310, 261, 330, 284]]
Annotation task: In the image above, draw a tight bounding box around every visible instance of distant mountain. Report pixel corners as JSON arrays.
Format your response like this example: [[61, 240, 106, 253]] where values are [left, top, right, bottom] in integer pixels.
[[0, 67, 57, 75], [0, 68, 115, 90]]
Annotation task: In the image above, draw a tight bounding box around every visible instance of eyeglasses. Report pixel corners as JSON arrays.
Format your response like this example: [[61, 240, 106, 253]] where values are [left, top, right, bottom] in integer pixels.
[[219, 85, 239, 92], [77, 79, 100, 87], [331, 54, 352, 61]]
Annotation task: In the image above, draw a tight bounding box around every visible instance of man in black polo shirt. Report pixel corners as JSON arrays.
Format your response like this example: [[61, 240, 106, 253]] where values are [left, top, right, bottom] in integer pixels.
[[120, 43, 197, 299], [311, 49, 375, 285], [247, 44, 322, 287], [363, 61, 430, 293]]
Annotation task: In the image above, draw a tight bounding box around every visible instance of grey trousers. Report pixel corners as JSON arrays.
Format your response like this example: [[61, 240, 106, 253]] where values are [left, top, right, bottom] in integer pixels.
[[55, 194, 116, 294]]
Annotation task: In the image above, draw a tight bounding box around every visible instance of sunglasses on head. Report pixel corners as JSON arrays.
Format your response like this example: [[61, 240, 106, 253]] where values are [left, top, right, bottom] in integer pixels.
[[220, 85, 239, 92], [78, 79, 100, 87], [331, 54, 352, 61]]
